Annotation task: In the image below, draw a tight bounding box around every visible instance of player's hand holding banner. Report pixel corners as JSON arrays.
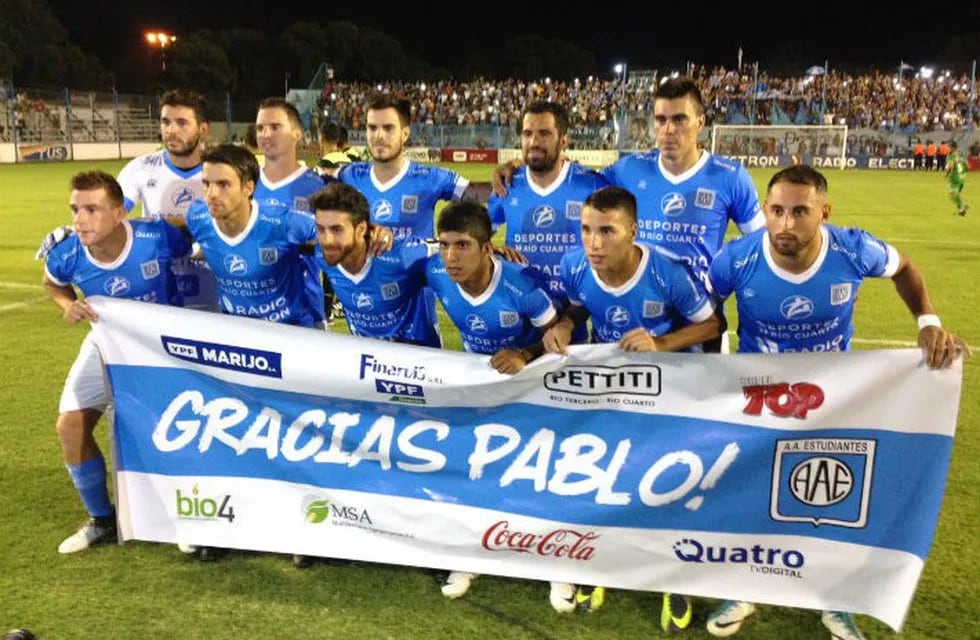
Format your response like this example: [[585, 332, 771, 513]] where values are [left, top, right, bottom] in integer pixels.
[[89, 297, 963, 631]]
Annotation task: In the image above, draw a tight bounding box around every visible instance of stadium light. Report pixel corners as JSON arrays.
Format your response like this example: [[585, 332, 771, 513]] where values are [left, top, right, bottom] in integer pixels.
[[144, 31, 177, 74], [613, 63, 628, 147], [919, 66, 934, 79]]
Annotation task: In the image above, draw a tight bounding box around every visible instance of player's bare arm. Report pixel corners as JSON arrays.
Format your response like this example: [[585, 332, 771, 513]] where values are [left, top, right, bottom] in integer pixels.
[[43, 276, 97, 324]]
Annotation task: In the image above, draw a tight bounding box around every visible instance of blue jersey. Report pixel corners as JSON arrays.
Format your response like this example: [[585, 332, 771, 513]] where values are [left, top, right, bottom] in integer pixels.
[[186, 200, 318, 327], [560, 244, 715, 347], [338, 161, 469, 240], [426, 255, 558, 354], [316, 238, 440, 347], [45, 219, 190, 306], [708, 224, 900, 353], [253, 165, 329, 322], [600, 150, 763, 282], [488, 161, 608, 299]]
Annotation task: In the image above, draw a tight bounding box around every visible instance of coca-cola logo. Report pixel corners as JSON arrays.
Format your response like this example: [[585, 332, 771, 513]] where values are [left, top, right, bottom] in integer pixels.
[[481, 520, 598, 560]]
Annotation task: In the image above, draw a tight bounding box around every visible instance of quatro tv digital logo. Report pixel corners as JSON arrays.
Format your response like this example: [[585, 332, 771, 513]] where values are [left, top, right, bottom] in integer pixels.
[[742, 382, 825, 419]]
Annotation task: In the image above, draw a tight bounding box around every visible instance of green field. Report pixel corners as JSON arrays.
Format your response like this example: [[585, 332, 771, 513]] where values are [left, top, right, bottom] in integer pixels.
[[0, 160, 977, 639]]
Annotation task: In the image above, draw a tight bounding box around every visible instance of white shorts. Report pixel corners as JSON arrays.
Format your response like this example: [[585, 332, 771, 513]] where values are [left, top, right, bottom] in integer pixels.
[[58, 332, 109, 413]]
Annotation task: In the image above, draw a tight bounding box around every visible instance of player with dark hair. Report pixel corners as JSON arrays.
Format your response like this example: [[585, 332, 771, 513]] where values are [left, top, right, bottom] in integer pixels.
[[44, 170, 191, 554], [704, 164, 968, 640]]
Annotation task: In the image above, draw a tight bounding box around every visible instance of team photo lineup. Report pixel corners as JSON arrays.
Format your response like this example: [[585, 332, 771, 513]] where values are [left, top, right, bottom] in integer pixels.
[[4, 66, 978, 640]]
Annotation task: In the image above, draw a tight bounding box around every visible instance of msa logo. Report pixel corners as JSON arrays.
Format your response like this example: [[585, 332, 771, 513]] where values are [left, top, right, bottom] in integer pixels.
[[373, 199, 394, 222], [771, 438, 876, 528], [660, 192, 686, 217], [380, 281, 401, 301], [172, 187, 196, 208], [466, 314, 488, 333], [259, 247, 278, 265], [830, 283, 852, 306], [532, 205, 556, 228], [779, 295, 814, 320], [605, 305, 630, 326], [103, 276, 131, 296], [401, 195, 419, 214], [354, 292, 374, 310], [499, 310, 520, 328], [301, 495, 374, 526], [224, 254, 248, 275], [643, 300, 664, 318], [544, 364, 661, 396], [141, 260, 161, 280], [160, 335, 283, 378], [694, 188, 717, 209], [565, 201, 583, 220]]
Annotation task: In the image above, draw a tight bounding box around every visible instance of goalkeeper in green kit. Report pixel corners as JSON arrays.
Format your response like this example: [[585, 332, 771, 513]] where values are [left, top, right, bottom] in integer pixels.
[[945, 141, 969, 216]]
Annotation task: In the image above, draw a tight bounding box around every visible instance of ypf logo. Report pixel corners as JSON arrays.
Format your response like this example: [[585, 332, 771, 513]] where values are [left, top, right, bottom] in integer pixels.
[[103, 276, 131, 296], [771, 438, 877, 528], [373, 199, 394, 222], [660, 192, 686, 217], [466, 314, 488, 333], [532, 205, 556, 228], [605, 305, 630, 326], [780, 295, 814, 320], [224, 254, 247, 275]]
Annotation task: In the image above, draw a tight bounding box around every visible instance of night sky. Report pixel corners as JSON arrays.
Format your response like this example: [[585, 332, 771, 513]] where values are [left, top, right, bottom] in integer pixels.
[[47, 1, 980, 74]]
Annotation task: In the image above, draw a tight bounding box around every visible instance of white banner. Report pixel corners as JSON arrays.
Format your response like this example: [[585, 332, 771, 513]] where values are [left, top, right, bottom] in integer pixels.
[[90, 297, 963, 630]]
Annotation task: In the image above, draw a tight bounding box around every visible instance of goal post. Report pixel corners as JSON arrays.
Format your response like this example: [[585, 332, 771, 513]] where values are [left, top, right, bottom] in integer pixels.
[[709, 125, 849, 170]]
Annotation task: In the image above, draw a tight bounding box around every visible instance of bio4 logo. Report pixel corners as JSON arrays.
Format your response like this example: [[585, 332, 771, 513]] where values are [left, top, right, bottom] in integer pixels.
[[742, 382, 825, 419], [176, 485, 236, 522]]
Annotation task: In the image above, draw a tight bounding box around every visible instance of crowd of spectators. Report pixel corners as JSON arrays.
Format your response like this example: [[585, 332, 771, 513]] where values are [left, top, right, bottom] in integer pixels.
[[314, 64, 978, 139]]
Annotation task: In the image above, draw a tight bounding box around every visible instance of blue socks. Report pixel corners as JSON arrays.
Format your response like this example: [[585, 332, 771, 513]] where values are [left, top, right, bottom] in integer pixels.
[[66, 455, 113, 518]]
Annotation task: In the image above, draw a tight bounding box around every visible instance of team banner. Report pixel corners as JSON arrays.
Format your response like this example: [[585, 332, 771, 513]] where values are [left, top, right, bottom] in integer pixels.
[[90, 297, 963, 630]]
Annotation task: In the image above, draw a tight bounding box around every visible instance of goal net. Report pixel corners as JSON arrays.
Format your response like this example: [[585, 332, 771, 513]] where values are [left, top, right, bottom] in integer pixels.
[[709, 125, 849, 170]]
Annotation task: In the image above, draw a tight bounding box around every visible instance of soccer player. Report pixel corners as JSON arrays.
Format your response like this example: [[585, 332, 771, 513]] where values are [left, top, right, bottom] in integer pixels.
[[704, 164, 969, 640], [542, 185, 721, 629], [945, 141, 969, 216], [44, 170, 191, 554], [312, 181, 440, 347], [337, 92, 490, 241], [252, 97, 332, 325], [315, 120, 358, 176], [487, 100, 608, 345], [494, 77, 763, 352], [185, 143, 321, 328], [35, 90, 218, 311], [428, 202, 562, 603]]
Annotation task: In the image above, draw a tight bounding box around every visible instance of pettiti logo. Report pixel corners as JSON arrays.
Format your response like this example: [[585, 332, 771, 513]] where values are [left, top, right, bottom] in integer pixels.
[[742, 382, 825, 418], [545, 364, 661, 396], [482, 520, 598, 560]]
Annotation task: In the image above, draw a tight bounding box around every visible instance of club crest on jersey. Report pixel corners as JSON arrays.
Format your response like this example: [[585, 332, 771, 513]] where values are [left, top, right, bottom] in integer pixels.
[[146, 179, 158, 188], [565, 201, 583, 220], [355, 292, 374, 310], [605, 305, 630, 326], [830, 283, 852, 306], [104, 276, 131, 296], [643, 300, 664, 317], [499, 310, 520, 328], [532, 205, 556, 228], [401, 195, 419, 214], [780, 295, 814, 320], [373, 199, 394, 222], [140, 260, 161, 279], [380, 282, 401, 301], [224, 254, 248, 275], [466, 314, 488, 333], [695, 188, 717, 209], [660, 192, 686, 217], [259, 247, 278, 265], [771, 438, 877, 528], [292, 196, 310, 212], [172, 187, 196, 208]]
